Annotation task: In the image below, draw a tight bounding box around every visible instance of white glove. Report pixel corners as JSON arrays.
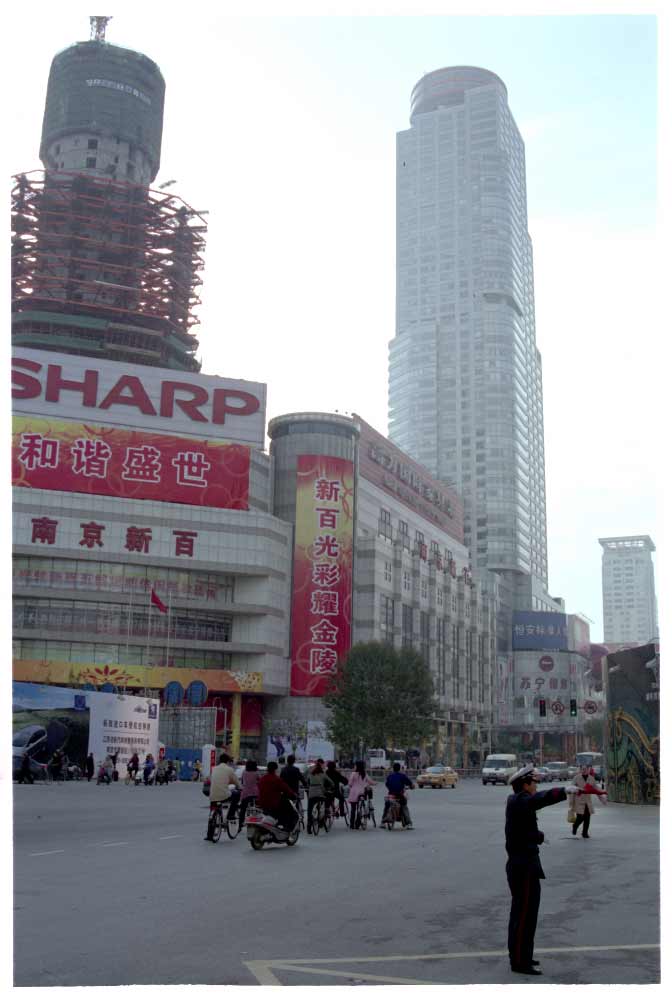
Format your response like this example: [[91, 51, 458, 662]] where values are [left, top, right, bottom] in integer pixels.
[[565, 785, 580, 794]]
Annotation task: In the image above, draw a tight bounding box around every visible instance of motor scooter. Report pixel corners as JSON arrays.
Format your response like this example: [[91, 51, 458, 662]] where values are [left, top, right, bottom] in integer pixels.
[[381, 793, 412, 830], [246, 801, 300, 850]]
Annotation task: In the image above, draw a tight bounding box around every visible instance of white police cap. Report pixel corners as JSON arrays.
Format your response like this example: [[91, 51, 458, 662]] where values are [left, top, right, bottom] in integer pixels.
[[508, 763, 536, 786]]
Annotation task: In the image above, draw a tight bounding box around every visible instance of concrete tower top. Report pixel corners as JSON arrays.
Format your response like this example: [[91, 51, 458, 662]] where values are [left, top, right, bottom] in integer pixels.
[[410, 66, 507, 122]]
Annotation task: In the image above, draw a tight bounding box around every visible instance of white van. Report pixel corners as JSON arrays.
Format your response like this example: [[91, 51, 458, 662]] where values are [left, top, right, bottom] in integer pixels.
[[482, 753, 519, 785]]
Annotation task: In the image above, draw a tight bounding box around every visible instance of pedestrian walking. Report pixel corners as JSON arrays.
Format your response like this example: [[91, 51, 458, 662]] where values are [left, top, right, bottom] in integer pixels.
[[86, 753, 95, 782], [570, 766, 606, 838], [504, 764, 578, 976], [111, 749, 120, 782]]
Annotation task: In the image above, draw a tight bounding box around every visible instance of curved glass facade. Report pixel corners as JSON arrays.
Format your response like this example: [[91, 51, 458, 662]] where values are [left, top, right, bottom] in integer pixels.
[[389, 66, 548, 592]]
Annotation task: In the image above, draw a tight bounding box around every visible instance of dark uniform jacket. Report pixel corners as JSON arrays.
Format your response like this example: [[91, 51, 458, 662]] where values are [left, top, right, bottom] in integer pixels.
[[505, 787, 566, 878]]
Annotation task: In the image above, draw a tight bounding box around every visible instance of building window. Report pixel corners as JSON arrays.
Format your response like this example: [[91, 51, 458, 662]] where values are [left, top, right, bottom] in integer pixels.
[[88, 138, 98, 150], [384, 561, 392, 583], [421, 578, 428, 599], [437, 587, 443, 606], [378, 508, 392, 539], [381, 595, 395, 644], [86, 157, 97, 168], [403, 571, 411, 591], [419, 611, 430, 665], [397, 520, 410, 550], [402, 605, 413, 648]]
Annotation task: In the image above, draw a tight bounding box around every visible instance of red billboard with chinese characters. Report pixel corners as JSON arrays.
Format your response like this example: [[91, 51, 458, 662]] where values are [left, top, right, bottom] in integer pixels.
[[290, 455, 354, 697], [12, 417, 249, 510]]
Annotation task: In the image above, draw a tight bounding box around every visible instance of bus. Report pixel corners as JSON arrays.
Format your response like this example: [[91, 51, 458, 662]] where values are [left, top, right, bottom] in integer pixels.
[[366, 748, 407, 770], [576, 752, 604, 782]]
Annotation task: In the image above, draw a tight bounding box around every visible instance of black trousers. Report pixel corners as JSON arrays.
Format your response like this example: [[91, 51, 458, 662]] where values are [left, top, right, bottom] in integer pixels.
[[573, 810, 591, 837], [238, 795, 256, 826], [506, 863, 541, 968]]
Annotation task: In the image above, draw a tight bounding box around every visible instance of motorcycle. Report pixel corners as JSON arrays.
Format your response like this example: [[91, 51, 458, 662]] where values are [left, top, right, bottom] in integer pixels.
[[381, 793, 412, 830], [246, 801, 300, 851]]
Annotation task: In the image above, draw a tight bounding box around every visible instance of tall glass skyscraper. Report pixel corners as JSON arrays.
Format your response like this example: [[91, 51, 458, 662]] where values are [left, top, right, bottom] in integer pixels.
[[389, 67, 552, 629]]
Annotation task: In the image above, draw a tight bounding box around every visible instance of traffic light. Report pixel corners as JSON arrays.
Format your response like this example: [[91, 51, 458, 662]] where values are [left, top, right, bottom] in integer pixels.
[[570, 698, 577, 717], [539, 698, 547, 717]]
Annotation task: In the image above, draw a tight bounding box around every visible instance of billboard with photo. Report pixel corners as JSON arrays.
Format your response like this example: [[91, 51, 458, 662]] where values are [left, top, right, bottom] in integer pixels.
[[289, 455, 354, 697], [12, 416, 250, 510]]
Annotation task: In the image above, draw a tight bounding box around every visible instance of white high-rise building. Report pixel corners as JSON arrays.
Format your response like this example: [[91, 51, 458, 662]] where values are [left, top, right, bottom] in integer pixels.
[[600, 536, 658, 646], [388, 67, 552, 640]]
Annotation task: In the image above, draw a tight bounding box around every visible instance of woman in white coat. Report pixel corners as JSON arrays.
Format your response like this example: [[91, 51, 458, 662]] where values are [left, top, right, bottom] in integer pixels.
[[570, 767, 599, 838]]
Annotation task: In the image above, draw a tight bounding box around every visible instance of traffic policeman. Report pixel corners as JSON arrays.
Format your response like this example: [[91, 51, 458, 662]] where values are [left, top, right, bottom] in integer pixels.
[[505, 764, 578, 975]]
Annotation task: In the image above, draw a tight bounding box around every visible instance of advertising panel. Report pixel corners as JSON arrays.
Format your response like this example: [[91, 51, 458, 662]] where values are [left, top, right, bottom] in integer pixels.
[[289, 455, 354, 697], [12, 682, 91, 771], [86, 692, 159, 768], [12, 416, 250, 510], [265, 721, 334, 763], [512, 611, 568, 651], [355, 415, 464, 542], [13, 659, 264, 694], [12, 348, 266, 447]]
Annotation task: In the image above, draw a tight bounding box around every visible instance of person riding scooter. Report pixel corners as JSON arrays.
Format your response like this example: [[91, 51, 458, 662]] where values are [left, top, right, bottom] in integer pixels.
[[258, 761, 298, 833], [381, 762, 415, 828]]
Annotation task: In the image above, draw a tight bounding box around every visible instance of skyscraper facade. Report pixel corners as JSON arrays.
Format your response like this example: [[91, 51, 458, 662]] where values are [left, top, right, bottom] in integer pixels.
[[600, 536, 658, 646], [389, 67, 552, 640]]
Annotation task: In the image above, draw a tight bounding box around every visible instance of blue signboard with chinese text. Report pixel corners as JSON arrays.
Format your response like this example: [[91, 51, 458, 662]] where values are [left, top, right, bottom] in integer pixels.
[[512, 611, 568, 651]]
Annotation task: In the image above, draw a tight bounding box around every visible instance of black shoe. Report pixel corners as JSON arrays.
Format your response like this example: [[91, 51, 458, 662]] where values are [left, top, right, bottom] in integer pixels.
[[530, 959, 540, 966], [511, 965, 542, 976], [583, 834, 590, 838]]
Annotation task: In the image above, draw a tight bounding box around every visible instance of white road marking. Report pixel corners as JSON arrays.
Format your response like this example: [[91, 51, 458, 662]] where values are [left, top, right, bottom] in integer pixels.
[[100, 841, 128, 847], [159, 835, 183, 840], [243, 943, 660, 985], [28, 850, 65, 857]]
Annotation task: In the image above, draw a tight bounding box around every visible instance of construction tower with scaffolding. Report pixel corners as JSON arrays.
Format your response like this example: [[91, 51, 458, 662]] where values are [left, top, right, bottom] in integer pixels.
[[11, 25, 206, 372]]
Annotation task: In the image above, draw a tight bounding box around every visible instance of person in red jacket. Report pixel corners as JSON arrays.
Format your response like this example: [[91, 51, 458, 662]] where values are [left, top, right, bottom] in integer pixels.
[[258, 761, 298, 833]]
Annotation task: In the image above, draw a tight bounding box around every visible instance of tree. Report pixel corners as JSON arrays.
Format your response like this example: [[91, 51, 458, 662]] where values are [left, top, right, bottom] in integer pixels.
[[323, 642, 439, 757]]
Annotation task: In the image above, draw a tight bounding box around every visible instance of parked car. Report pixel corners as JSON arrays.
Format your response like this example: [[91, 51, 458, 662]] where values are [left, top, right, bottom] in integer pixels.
[[534, 766, 550, 782], [545, 761, 570, 781], [416, 765, 458, 789], [12, 756, 49, 781]]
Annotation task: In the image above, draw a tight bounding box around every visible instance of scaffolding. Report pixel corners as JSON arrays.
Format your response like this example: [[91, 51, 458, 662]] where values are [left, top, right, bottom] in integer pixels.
[[11, 170, 207, 371]]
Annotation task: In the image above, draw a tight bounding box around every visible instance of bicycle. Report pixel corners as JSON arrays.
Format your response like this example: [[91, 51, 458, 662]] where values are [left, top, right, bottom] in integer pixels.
[[206, 799, 232, 843], [354, 793, 376, 830], [308, 799, 333, 835]]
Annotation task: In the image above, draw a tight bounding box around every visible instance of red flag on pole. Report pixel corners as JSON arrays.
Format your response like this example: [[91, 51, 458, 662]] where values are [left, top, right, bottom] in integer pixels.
[[150, 588, 168, 614]]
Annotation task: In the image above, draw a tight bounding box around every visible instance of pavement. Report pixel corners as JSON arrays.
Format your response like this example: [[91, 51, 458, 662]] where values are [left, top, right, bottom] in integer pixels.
[[13, 776, 660, 986]]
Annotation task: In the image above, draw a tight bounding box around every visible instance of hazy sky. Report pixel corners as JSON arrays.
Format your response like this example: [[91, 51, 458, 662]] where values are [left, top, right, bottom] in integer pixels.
[[8, 5, 662, 644]]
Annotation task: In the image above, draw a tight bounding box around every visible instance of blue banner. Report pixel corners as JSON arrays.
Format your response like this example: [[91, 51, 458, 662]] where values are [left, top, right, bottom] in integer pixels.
[[512, 611, 568, 651]]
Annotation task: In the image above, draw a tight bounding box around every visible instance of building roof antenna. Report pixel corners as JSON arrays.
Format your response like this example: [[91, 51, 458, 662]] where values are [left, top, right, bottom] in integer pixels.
[[90, 16, 112, 42]]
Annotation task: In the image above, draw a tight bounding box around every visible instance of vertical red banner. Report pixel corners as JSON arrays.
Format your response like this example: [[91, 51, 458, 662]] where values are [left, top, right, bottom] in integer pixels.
[[290, 455, 354, 697]]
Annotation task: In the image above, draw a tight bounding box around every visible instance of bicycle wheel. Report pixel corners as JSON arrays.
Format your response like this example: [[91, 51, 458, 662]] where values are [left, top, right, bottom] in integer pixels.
[[225, 815, 240, 840], [323, 806, 333, 833], [310, 802, 322, 836], [211, 809, 223, 843], [369, 808, 377, 829]]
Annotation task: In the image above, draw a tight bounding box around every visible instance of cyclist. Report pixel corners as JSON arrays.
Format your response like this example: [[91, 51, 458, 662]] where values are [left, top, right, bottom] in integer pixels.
[[326, 760, 349, 818], [306, 760, 335, 833], [381, 761, 415, 829], [258, 761, 298, 833], [280, 754, 308, 820], [237, 759, 261, 828], [347, 761, 376, 829], [205, 753, 239, 840]]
